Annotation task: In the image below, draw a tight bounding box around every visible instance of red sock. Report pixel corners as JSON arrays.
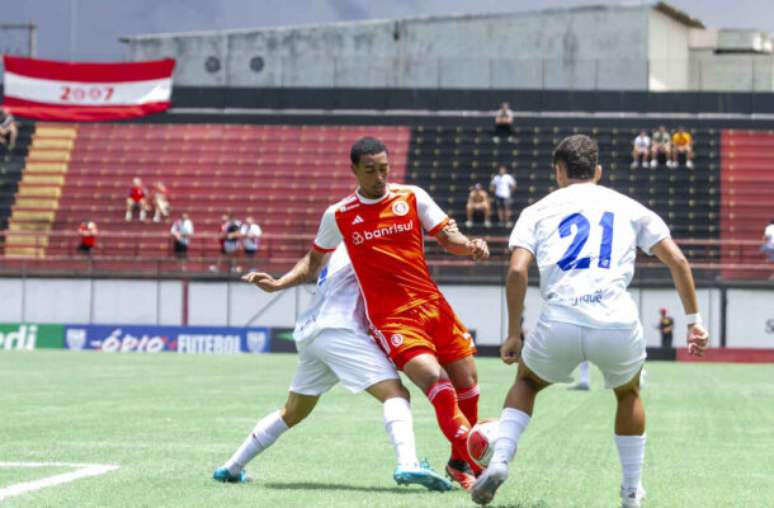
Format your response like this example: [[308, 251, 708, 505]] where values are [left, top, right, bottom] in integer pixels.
[[449, 384, 481, 473], [425, 381, 476, 470], [457, 384, 480, 426]]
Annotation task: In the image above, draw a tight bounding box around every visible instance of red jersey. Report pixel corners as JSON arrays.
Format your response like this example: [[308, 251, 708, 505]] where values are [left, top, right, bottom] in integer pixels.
[[129, 186, 145, 202], [79, 224, 96, 247], [313, 184, 449, 321]]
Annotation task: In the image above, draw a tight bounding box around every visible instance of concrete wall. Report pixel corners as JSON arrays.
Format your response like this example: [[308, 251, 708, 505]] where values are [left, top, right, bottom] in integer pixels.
[[5, 277, 762, 348], [689, 49, 774, 91], [125, 5, 650, 90], [648, 9, 691, 91]]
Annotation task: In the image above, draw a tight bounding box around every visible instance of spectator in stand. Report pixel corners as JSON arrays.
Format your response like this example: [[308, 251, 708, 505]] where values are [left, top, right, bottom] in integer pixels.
[[151, 181, 171, 223], [241, 217, 263, 257], [650, 125, 671, 168], [657, 308, 674, 349], [631, 130, 651, 169], [671, 126, 695, 169], [762, 218, 774, 262], [125, 177, 149, 222], [211, 214, 242, 272], [465, 183, 492, 228], [77, 219, 98, 254], [490, 165, 517, 227], [170, 213, 194, 259], [492, 102, 515, 144], [0, 107, 18, 159]]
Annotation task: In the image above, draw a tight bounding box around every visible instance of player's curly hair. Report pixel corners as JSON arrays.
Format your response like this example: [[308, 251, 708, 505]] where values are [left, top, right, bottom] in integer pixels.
[[350, 137, 388, 165], [553, 134, 598, 180]]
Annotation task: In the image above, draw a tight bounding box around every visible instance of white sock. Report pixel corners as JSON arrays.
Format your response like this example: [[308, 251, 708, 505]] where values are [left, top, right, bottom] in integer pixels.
[[490, 407, 531, 467], [579, 361, 590, 385], [225, 410, 289, 475], [383, 397, 418, 468], [615, 434, 646, 490]]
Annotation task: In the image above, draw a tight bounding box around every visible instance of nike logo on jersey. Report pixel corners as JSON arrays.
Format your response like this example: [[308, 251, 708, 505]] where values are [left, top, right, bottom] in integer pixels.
[[352, 215, 365, 225]]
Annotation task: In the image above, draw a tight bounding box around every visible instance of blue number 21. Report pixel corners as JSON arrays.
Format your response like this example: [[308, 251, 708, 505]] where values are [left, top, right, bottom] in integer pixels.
[[556, 212, 614, 272]]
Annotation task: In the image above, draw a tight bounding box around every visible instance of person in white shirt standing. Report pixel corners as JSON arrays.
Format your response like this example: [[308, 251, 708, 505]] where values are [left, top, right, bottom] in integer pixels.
[[490, 165, 517, 227], [212, 244, 451, 492], [762, 218, 774, 262], [472, 135, 709, 507], [631, 130, 651, 169], [240, 217, 263, 257]]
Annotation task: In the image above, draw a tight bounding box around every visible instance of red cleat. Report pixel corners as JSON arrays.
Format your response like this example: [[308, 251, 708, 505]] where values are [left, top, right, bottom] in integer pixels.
[[445, 459, 476, 491]]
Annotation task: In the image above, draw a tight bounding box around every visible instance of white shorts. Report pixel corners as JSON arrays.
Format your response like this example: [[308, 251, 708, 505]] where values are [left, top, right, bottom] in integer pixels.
[[522, 318, 646, 389], [289, 328, 399, 396]]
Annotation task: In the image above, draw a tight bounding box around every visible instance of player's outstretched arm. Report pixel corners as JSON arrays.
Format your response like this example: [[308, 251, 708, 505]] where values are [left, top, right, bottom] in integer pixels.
[[501, 247, 533, 364], [242, 249, 328, 293], [435, 222, 489, 261], [651, 238, 709, 356]]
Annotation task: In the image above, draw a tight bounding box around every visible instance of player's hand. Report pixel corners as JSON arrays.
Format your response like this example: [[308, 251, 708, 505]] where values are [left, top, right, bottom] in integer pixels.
[[687, 323, 709, 357], [500, 334, 523, 365], [467, 238, 490, 261], [242, 272, 282, 292]]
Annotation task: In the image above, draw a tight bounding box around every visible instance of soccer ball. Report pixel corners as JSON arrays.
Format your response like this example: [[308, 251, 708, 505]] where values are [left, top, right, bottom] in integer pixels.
[[467, 418, 499, 468]]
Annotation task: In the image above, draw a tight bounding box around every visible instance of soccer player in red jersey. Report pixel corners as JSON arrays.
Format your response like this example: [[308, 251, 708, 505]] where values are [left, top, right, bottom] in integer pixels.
[[244, 137, 489, 489]]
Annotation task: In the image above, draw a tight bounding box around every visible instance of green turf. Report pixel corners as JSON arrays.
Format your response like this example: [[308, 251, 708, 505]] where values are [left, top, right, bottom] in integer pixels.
[[0, 351, 772, 507]]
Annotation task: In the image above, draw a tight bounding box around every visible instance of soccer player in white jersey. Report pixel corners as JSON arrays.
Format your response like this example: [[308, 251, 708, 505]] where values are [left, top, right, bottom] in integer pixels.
[[471, 135, 710, 507], [213, 244, 452, 492]]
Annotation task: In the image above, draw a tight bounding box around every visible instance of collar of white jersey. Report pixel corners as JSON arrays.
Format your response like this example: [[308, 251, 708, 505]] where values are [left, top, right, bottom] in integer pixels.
[[355, 187, 393, 204]]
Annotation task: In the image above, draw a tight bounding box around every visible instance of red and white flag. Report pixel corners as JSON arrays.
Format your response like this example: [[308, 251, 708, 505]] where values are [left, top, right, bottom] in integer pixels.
[[2, 56, 175, 121]]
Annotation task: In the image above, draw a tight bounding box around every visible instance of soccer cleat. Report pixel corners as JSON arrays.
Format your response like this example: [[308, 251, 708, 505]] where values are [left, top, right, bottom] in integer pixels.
[[621, 483, 646, 508], [445, 459, 476, 491], [212, 466, 249, 483], [393, 460, 453, 492], [471, 462, 508, 506], [568, 382, 590, 391]]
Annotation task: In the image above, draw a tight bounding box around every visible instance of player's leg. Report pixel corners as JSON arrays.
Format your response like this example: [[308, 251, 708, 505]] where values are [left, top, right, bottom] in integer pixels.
[[365, 379, 452, 491], [472, 319, 579, 506], [214, 341, 336, 482], [584, 325, 647, 508], [214, 392, 319, 482], [482, 202, 492, 227], [569, 360, 591, 390], [444, 355, 481, 481], [466, 203, 474, 227], [321, 328, 451, 491], [471, 360, 548, 506], [401, 352, 479, 485]]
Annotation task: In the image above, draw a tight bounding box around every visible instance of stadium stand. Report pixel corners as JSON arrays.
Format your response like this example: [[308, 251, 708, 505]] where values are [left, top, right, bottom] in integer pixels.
[[720, 129, 774, 277], [406, 124, 722, 263], [3, 120, 773, 279], [3, 123, 410, 270], [0, 123, 34, 248]]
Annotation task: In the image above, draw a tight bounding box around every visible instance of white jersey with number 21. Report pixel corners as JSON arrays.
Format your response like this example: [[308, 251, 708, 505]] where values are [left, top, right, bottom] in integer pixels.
[[509, 183, 671, 329]]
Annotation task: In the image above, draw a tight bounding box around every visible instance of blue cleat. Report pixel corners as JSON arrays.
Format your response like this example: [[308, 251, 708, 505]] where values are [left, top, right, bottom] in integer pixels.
[[212, 466, 249, 483], [393, 459, 453, 492]]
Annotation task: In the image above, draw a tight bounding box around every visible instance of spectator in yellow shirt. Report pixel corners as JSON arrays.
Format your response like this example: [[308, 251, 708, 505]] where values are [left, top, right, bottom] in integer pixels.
[[671, 127, 694, 169]]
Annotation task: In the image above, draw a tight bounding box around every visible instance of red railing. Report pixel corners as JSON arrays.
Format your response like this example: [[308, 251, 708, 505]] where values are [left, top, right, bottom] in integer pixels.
[[0, 230, 772, 278]]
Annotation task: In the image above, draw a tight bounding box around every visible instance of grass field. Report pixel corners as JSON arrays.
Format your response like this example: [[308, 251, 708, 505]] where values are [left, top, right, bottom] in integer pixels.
[[1, 351, 772, 507]]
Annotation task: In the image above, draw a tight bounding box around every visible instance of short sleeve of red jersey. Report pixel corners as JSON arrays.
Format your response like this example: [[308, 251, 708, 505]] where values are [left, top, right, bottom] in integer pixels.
[[313, 205, 343, 253], [409, 185, 449, 235]]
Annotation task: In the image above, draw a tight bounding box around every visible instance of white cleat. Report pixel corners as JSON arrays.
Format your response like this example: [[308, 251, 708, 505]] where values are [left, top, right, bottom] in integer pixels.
[[621, 483, 646, 508], [471, 462, 508, 506]]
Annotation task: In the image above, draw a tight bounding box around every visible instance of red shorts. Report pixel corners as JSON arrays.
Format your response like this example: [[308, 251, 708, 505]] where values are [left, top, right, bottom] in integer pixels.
[[371, 298, 476, 370]]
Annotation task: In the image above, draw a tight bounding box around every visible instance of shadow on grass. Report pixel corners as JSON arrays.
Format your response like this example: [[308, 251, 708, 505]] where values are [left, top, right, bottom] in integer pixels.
[[488, 501, 550, 508], [264, 481, 417, 494]]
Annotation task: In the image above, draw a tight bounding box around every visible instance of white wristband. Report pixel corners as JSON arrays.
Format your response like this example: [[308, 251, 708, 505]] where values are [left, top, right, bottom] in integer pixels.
[[685, 313, 702, 326]]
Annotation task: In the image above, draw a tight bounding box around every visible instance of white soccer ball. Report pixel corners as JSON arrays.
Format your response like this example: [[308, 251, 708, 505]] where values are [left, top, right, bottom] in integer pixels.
[[467, 418, 499, 468]]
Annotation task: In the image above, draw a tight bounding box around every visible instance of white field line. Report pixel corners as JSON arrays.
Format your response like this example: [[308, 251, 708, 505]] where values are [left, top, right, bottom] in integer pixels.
[[0, 462, 119, 502]]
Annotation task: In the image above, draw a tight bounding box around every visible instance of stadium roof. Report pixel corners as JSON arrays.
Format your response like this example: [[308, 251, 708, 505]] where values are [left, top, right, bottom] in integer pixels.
[[120, 1, 704, 42]]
